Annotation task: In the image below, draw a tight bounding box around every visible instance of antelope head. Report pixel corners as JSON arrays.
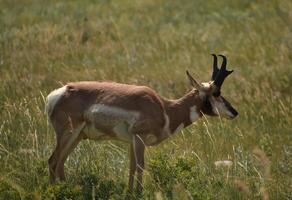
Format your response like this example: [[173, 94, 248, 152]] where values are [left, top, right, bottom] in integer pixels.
[[186, 54, 238, 119]]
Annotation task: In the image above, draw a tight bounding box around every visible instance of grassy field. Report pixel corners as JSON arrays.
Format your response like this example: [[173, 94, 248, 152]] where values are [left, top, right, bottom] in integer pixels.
[[0, 0, 292, 199]]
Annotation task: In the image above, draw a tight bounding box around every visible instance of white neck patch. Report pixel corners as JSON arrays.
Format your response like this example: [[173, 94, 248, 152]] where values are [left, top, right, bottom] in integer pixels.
[[190, 106, 200, 122], [163, 113, 171, 136]]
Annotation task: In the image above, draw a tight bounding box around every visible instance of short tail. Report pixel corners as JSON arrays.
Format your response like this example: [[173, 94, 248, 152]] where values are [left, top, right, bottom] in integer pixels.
[[45, 85, 67, 117]]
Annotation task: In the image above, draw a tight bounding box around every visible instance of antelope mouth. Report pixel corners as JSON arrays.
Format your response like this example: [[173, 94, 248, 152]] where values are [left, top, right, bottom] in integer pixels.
[[227, 111, 238, 119]]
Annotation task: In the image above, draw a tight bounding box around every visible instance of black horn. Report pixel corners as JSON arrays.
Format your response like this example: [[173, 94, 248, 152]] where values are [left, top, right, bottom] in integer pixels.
[[211, 54, 219, 80], [219, 54, 227, 70], [212, 54, 233, 88]]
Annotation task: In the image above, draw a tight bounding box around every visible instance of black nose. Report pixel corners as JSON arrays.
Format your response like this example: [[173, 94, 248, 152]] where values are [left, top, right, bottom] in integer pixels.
[[231, 109, 238, 118]]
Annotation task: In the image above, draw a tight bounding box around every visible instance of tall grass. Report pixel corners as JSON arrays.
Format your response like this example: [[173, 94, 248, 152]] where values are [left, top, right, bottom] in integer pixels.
[[0, 0, 291, 199]]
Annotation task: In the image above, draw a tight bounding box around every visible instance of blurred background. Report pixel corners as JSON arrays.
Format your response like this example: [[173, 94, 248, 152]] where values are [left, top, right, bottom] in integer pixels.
[[0, 0, 291, 199]]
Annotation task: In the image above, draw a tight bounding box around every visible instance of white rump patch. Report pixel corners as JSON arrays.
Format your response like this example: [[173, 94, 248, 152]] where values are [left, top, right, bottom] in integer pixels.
[[190, 106, 200, 122], [45, 85, 67, 116]]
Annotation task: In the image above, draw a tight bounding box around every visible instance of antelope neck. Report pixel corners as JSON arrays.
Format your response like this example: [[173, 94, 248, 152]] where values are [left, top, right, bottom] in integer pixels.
[[163, 90, 203, 134]]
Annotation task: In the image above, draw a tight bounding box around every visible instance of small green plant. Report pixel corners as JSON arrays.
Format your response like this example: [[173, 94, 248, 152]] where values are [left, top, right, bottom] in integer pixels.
[[42, 182, 83, 200], [0, 181, 21, 200], [81, 173, 127, 200]]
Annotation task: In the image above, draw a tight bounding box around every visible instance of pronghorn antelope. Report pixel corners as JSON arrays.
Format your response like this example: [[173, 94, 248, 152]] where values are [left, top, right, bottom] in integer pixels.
[[46, 54, 238, 194]]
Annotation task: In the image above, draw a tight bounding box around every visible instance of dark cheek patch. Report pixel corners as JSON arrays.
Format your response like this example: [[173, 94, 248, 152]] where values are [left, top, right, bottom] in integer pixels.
[[201, 98, 216, 116]]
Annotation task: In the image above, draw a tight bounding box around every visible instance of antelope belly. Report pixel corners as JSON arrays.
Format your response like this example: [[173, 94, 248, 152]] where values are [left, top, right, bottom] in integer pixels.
[[84, 104, 139, 142], [113, 122, 132, 142], [83, 124, 108, 140]]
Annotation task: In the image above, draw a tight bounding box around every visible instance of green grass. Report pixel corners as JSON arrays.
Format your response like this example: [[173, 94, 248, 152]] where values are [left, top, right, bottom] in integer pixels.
[[0, 0, 291, 199]]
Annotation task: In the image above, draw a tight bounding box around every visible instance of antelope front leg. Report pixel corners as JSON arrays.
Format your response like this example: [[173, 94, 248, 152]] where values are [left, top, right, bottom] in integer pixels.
[[127, 142, 136, 195], [134, 134, 145, 195]]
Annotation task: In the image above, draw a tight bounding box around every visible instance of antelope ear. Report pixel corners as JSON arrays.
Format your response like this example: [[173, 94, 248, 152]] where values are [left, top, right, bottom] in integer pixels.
[[186, 70, 202, 90]]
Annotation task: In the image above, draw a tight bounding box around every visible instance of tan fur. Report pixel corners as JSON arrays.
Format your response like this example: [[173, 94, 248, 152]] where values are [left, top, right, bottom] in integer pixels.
[[46, 55, 239, 195], [46, 80, 232, 194]]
